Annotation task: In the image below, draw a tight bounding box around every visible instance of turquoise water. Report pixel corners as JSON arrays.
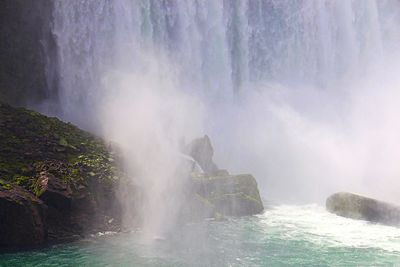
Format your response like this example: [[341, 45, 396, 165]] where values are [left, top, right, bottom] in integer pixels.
[[2, 205, 400, 267]]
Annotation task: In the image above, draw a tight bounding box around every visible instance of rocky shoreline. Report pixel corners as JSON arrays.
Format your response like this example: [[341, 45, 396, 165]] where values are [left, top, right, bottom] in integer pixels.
[[0, 103, 264, 249]]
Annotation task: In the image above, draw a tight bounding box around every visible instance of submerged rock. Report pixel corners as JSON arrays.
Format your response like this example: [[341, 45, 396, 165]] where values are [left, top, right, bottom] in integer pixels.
[[326, 192, 400, 226]]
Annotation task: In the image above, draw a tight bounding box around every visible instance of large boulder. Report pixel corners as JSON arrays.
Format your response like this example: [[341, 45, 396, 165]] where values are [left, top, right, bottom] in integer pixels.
[[188, 174, 264, 218], [0, 180, 47, 247], [182, 135, 264, 219], [326, 192, 400, 226]]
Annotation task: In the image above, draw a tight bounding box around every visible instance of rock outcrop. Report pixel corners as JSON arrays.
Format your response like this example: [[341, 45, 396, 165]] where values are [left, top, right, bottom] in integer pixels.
[[0, 103, 123, 248], [326, 192, 400, 226], [182, 136, 264, 220]]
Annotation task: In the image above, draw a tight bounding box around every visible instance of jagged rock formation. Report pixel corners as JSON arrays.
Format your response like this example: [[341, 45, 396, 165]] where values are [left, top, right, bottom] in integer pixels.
[[326, 192, 400, 226], [185, 135, 220, 175], [183, 136, 264, 220]]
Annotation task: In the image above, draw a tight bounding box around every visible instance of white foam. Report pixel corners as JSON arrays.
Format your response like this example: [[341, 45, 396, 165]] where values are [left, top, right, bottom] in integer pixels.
[[258, 204, 400, 252]]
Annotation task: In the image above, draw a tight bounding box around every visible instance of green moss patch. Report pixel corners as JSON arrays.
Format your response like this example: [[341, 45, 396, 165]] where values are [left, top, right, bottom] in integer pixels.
[[0, 179, 11, 190], [0, 102, 122, 195]]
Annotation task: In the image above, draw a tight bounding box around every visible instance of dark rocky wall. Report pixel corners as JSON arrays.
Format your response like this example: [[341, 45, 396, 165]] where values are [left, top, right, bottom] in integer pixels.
[[0, 0, 57, 107]]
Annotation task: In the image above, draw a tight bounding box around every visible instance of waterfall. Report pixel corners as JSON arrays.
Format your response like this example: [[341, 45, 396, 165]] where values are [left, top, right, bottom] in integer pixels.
[[50, 0, 400, 119], [46, 0, 400, 229]]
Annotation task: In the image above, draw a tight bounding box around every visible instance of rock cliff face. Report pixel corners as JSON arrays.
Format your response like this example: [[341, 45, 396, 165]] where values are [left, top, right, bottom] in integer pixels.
[[0, 0, 57, 107], [326, 192, 400, 226]]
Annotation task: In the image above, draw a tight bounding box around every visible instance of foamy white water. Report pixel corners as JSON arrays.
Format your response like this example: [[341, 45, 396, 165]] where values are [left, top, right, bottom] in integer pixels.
[[260, 205, 400, 252]]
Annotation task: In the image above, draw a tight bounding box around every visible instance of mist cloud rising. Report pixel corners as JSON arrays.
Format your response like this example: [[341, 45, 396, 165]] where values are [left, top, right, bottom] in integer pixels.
[[98, 51, 400, 229], [99, 51, 204, 235]]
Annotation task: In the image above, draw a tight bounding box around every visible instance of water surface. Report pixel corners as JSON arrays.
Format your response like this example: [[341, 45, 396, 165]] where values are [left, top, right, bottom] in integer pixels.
[[2, 205, 400, 266]]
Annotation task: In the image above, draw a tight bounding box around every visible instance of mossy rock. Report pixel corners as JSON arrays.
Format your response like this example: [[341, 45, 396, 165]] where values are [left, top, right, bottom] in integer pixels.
[[0, 102, 122, 194], [0, 103, 124, 247], [0, 179, 12, 190]]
